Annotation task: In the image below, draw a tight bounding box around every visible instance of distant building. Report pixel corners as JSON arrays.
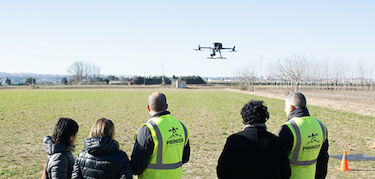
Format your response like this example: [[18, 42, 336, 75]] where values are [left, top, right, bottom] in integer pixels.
[[109, 80, 124, 85], [176, 79, 186, 88]]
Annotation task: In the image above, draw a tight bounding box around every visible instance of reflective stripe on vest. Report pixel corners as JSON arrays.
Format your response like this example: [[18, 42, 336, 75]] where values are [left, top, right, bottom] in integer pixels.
[[179, 121, 188, 145], [288, 119, 326, 166], [147, 120, 186, 170]]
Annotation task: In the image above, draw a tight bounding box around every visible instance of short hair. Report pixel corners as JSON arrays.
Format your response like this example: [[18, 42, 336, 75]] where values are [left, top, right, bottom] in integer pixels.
[[148, 92, 167, 112], [90, 118, 115, 139], [241, 100, 269, 125], [286, 92, 306, 109], [52, 118, 79, 147]]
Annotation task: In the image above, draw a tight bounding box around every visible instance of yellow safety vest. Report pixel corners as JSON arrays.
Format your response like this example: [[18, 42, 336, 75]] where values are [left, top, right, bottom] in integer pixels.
[[284, 116, 327, 179], [136, 114, 189, 179]]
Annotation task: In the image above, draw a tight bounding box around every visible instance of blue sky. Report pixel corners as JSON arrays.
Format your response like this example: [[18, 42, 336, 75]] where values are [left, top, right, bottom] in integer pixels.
[[0, 0, 374, 77]]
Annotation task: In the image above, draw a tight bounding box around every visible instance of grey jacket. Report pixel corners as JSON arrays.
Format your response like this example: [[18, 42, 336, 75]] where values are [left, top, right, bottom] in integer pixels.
[[44, 136, 75, 179]]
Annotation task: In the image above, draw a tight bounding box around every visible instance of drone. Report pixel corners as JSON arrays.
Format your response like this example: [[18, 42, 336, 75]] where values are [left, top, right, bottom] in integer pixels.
[[195, 42, 236, 59]]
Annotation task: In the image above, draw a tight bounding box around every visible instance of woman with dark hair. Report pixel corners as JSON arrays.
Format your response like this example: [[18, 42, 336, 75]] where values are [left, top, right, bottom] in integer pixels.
[[44, 117, 79, 179], [217, 100, 291, 179], [72, 118, 132, 179]]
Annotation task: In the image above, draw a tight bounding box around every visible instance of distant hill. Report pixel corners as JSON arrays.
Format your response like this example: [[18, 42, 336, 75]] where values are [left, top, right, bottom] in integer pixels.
[[0, 72, 69, 84]]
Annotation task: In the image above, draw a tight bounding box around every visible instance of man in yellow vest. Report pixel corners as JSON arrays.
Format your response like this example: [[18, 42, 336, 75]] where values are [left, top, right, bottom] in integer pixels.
[[278, 92, 329, 179], [131, 92, 190, 179]]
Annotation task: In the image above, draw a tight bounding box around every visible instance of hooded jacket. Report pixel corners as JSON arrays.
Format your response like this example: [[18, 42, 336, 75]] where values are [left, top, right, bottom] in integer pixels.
[[72, 137, 132, 179], [44, 136, 75, 179]]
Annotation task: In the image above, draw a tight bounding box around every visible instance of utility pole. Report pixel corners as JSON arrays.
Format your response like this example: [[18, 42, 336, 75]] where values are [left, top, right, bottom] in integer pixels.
[[161, 62, 165, 86], [143, 71, 146, 86], [259, 55, 263, 81]]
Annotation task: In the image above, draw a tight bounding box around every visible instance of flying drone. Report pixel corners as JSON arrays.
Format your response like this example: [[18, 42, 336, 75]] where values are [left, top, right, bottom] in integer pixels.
[[195, 42, 236, 59]]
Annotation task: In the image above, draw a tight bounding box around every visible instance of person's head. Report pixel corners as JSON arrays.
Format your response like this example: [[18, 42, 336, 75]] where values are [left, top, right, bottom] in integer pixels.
[[147, 92, 168, 115], [241, 100, 269, 125], [284, 92, 307, 116], [52, 118, 79, 147], [90, 118, 115, 139]]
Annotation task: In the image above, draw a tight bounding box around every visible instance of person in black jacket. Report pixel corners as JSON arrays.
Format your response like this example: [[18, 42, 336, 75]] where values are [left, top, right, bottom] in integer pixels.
[[72, 118, 132, 179], [217, 100, 291, 179], [44, 117, 79, 179]]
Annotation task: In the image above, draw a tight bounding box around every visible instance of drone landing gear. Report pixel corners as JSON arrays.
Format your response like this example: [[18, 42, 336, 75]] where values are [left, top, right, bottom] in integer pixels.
[[207, 57, 227, 60]]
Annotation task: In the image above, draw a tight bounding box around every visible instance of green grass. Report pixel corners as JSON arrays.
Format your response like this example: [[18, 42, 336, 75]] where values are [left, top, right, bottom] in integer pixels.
[[0, 89, 374, 178]]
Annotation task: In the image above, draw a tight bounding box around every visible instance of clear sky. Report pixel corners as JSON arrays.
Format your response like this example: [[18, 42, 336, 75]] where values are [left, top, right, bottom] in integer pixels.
[[0, 0, 374, 77]]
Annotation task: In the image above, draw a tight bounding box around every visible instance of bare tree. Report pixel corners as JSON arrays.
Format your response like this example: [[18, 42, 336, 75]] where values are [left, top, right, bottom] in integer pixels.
[[278, 55, 309, 92], [91, 65, 101, 82], [68, 61, 101, 84], [237, 65, 256, 91], [67, 61, 84, 84], [356, 60, 367, 90]]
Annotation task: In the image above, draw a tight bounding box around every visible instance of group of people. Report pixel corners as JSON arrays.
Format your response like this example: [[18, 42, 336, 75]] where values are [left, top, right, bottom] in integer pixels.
[[43, 92, 329, 179], [217, 92, 329, 179]]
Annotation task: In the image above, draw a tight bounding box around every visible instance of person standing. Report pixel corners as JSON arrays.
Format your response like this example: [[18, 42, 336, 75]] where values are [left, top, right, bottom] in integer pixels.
[[131, 92, 190, 179], [217, 100, 291, 179], [278, 92, 329, 179], [43, 118, 79, 179], [72, 118, 132, 179]]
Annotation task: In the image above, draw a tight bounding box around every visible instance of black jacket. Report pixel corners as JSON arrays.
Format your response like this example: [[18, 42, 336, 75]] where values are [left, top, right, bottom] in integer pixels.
[[278, 107, 329, 179], [130, 111, 190, 175], [44, 136, 75, 179], [217, 126, 291, 179], [72, 137, 132, 179]]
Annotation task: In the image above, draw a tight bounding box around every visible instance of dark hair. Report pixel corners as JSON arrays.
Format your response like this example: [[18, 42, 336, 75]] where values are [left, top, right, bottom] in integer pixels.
[[52, 118, 79, 147], [241, 100, 269, 125], [90, 118, 115, 139]]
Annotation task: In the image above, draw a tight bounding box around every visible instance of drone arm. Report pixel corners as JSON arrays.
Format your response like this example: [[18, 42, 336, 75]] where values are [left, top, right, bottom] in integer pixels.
[[199, 47, 214, 49]]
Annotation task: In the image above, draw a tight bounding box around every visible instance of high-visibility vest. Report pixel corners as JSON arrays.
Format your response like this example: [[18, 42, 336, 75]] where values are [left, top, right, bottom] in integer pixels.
[[136, 114, 189, 179], [284, 116, 327, 179]]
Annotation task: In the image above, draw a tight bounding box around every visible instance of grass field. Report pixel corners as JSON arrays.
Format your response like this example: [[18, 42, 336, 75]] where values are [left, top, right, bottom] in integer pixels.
[[0, 89, 374, 178]]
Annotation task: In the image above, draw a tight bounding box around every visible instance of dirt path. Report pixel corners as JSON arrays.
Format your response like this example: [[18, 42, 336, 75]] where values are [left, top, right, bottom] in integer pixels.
[[227, 89, 375, 117]]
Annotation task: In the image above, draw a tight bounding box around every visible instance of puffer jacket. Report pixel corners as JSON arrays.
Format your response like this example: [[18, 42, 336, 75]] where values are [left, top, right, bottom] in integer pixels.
[[44, 136, 75, 179], [72, 137, 132, 179]]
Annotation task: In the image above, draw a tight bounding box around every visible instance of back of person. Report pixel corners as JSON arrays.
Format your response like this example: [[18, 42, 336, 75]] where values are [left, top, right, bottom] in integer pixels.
[[217, 100, 290, 179], [224, 127, 290, 179], [44, 136, 75, 179], [139, 114, 187, 179], [278, 92, 329, 179], [43, 118, 79, 179], [131, 92, 190, 179], [72, 118, 132, 179], [283, 116, 326, 179], [72, 137, 131, 179]]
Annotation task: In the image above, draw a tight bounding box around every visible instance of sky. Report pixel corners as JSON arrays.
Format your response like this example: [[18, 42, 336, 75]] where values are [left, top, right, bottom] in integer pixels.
[[0, 0, 374, 77]]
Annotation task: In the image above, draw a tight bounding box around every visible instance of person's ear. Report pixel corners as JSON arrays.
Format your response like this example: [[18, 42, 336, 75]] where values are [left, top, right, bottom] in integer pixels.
[[147, 104, 151, 112], [290, 105, 295, 112], [165, 104, 168, 110]]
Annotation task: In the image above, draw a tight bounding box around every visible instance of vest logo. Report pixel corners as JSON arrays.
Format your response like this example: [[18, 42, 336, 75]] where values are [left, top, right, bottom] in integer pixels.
[[303, 133, 321, 151], [307, 133, 320, 145], [166, 127, 183, 145]]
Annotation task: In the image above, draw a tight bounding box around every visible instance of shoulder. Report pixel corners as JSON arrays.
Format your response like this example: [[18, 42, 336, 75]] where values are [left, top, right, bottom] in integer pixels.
[[48, 152, 70, 167], [136, 125, 152, 141], [113, 149, 130, 161], [226, 131, 246, 142], [278, 124, 292, 135]]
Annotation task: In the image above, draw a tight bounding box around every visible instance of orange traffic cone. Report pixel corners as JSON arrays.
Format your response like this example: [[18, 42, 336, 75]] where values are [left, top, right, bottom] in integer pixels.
[[372, 141, 375, 149], [338, 150, 352, 171]]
